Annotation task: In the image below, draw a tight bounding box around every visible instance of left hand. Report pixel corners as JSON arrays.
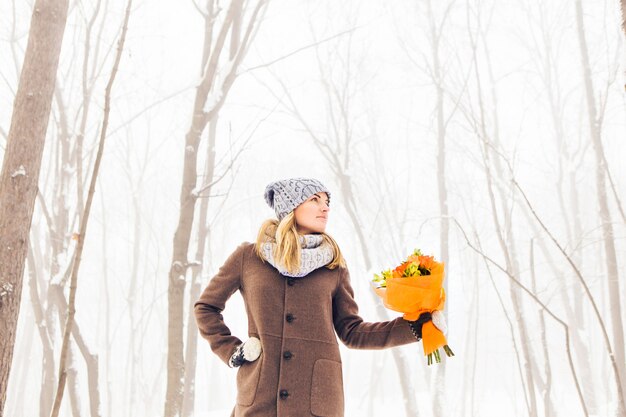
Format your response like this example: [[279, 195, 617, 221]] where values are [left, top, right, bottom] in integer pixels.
[[432, 310, 447, 335]]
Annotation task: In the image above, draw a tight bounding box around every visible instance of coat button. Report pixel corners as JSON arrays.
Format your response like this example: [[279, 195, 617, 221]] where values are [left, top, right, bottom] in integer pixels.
[[287, 278, 295, 286], [285, 313, 294, 323], [283, 351, 293, 360], [279, 389, 289, 399]]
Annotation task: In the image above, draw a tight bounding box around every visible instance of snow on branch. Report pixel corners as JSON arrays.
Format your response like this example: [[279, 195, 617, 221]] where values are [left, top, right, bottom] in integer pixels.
[[10, 165, 26, 178]]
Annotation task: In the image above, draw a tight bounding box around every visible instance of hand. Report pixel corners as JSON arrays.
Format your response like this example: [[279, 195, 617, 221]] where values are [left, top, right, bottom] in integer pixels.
[[228, 337, 262, 368], [432, 310, 447, 335]]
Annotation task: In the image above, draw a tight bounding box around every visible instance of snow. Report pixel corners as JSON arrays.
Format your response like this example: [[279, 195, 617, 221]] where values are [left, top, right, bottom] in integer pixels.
[[10, 165, 26, 178], [49, 272, 63, 286], [203, 58, 236, 114], [203, 89, 223, 115], [0, 282, 14, 297], [63, 163, 75, 175]]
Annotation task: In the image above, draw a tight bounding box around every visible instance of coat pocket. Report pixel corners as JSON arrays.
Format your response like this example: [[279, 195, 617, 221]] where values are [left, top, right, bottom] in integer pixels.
[[236, 355, 263, 407], [310, 359, 344, 417]]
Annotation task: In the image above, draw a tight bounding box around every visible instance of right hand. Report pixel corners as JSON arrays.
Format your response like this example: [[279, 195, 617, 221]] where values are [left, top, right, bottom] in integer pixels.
[[228, 337, 262, 368]]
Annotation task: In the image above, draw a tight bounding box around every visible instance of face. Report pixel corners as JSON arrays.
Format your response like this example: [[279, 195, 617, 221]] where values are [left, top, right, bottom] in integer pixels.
[[293, 192, 330, 234]]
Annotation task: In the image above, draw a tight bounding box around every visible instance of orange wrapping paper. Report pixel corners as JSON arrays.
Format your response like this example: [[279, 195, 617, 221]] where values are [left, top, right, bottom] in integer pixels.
[[374, 262, 449, 357]]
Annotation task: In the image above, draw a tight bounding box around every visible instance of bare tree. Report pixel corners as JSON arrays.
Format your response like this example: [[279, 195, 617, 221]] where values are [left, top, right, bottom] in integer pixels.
[[479, 135, 626, 415], [26, 245, 56, 417], [164, 1, 268, 416], [574, 0, 626, 405], [460, 2, 540, 414], [180, 119, 218, 417], [28, 0, 119, 414], [0, 0, 69, 413], [404, 1, 459, 414], [622, 0, 626, 38], [453, 217, 590, 416], [50, 0, 133, 414], [529, 240, 555, 417], [181, 118, 243, 416], [521, 1, 597, 411], [620, 0, 626, 90]]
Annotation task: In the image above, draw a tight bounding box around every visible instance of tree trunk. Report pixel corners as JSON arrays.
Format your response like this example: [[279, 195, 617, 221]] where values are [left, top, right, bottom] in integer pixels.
[[575, 0, 626, 408], [542, 14, 598, 405], [99, 196, 113, 417], [125, 153, 143, 417], [621, 0, 626, 39], [427, 0, 450, 413], [182, 118, 217, 417], [27, 248, 56, 417], [66, 346, 82, 417], [0, 0, 69, 413], [620, 0, 626, 90], [460, 262, 479, 416], [530, 240, 556, 417]]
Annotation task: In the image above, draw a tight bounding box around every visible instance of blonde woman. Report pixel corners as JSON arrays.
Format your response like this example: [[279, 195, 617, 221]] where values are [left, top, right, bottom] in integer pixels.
[[195, 178, 428, 417]]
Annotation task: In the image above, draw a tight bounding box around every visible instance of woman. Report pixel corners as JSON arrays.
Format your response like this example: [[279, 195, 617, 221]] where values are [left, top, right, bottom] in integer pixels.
[[194, 177, 427, 417]]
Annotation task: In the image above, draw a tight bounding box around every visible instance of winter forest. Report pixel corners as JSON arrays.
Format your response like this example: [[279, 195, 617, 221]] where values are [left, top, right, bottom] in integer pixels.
[[1, 0, 625, 416]]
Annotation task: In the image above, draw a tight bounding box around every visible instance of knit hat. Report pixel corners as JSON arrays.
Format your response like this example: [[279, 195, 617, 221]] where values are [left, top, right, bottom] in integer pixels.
[[264, 178, 331, 220]]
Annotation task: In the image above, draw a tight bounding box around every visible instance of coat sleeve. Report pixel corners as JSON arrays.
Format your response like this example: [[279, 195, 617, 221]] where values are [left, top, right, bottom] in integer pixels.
[[194, 243, 247, 365], [332, 267, 417, 349]]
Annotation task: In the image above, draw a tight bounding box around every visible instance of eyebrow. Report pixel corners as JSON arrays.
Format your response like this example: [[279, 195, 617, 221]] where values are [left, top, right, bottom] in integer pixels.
[[312, 193, 330, 202]]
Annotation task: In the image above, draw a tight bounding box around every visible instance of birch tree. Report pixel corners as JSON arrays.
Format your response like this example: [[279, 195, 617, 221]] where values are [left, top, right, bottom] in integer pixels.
[[0, 0, 69, 413]]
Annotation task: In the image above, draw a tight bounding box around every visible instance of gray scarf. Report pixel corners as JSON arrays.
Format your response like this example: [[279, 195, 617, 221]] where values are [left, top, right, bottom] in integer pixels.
[[261, 234, 334, 277]]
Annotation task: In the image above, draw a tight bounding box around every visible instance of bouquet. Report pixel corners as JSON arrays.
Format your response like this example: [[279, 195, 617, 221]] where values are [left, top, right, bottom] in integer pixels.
[[372, 249, 454, 365]]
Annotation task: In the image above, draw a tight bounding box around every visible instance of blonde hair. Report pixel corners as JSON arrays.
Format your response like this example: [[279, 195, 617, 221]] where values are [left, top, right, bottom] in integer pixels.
[[255, 212, 346, 274]]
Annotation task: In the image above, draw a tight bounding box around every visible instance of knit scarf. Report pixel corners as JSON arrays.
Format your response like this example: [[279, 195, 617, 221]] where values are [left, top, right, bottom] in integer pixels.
[[261, 234, 334, 277]]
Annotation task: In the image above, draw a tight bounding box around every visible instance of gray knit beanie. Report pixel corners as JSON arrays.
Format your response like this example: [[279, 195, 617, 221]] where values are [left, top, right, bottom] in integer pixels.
[[264, 178, 331, 220]]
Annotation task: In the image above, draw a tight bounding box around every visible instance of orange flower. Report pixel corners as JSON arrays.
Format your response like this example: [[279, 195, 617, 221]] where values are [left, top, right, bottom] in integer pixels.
[[393, 261, 410, 278], [407, 254, 420, 264], [418, 255, 435, 271]]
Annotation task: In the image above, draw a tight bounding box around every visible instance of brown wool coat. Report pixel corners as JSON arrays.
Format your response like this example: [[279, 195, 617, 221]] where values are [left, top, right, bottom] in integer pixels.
[[194, 242, 417, 417]]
